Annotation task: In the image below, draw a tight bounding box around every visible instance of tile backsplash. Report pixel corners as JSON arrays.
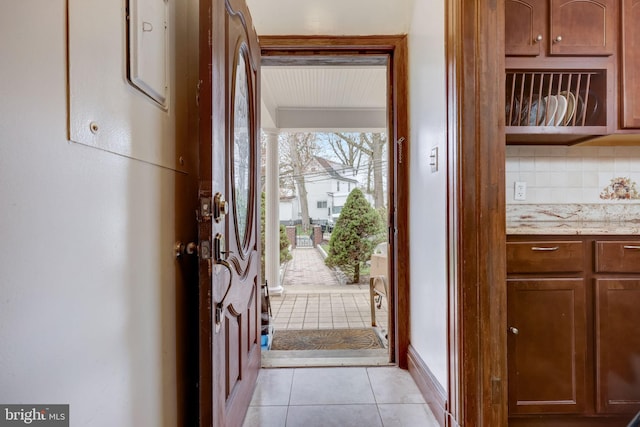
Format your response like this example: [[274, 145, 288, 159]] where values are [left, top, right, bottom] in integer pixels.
[[506, 145, 640, 204]]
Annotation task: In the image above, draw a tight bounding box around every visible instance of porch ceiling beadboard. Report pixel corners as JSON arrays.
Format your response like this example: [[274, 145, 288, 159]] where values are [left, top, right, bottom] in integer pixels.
[[247, 0, 411, 131], [260, 66, 387, 130]]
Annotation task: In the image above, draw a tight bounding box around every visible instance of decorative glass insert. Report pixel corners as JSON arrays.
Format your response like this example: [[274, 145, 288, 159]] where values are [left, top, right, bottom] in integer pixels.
[[233, 48, 251, 246]]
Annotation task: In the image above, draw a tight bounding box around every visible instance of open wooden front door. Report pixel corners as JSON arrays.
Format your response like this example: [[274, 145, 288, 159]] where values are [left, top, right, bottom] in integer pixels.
[[198, 0, 261, 425]]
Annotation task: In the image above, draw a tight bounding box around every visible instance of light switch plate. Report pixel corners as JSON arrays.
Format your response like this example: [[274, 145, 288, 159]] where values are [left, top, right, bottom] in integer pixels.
[[430, 147, 438, 173]]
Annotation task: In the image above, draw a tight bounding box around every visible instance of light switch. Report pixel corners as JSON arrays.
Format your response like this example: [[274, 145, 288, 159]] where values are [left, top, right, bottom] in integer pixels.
[[127, 0, 169, 107], [430, 147, 438, 173]]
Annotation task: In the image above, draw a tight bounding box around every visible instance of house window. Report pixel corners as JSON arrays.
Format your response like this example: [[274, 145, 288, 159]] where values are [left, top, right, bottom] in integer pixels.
[[317, 201, 327, 209], [348, 183, 351, 191], [337, 182, 340, 192]]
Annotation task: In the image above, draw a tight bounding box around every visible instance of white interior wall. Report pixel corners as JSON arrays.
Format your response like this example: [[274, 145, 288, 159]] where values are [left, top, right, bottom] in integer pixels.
[[0, 1, 196, 425], [246, 0, 411, 35], [408, 0, 449, 389]]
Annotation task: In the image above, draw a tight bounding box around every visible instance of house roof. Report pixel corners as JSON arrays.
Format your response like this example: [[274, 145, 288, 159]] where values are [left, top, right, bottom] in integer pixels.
[[314, 156, 359, 183]]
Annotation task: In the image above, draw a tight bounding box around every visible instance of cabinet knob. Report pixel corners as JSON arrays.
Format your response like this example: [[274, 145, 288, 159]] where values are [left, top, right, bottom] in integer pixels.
[[534, 34, 543, 43], [553, 35, 562, 43], [509, 326, 519, 335]]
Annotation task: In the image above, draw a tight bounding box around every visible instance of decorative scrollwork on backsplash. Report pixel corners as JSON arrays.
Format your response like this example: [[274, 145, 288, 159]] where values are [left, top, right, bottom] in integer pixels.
[[600, 177, 640, 200]]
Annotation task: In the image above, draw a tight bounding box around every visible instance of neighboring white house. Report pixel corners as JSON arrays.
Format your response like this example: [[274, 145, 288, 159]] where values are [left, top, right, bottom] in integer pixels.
[[280, 155, 370, 226], [278, 195, 299, 224]]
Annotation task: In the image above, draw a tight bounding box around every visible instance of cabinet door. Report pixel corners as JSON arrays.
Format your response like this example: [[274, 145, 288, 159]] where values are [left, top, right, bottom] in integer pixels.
[[595, 279, 640, 414], [506, 0, 546, 56], [549, 0, 617, 56], [621, 0, 640, 128], [508, 279, 587, 415]]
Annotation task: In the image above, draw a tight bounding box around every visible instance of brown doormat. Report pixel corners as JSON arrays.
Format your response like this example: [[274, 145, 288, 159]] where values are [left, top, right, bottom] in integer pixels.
[[271, 328, 384, 351]]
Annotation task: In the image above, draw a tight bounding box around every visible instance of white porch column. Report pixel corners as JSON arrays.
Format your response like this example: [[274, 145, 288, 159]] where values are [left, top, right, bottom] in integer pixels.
[[264, 129, 284, 295]]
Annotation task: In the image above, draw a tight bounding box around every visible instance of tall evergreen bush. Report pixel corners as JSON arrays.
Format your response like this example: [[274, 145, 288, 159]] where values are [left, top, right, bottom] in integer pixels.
[[325, 188, 385, 283]]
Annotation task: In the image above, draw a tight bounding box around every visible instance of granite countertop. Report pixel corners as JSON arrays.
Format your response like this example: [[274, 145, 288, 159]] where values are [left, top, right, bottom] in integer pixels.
[[506, 204, 640, 235]]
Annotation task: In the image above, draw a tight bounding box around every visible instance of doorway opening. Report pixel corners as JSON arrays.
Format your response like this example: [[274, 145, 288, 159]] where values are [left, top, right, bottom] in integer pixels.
[[261, 129, 390, 367], [258, 36, 409, 369]]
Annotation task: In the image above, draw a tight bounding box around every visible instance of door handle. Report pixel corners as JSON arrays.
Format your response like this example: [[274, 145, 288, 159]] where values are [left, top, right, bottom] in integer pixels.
[[531, 246, 559, 251]]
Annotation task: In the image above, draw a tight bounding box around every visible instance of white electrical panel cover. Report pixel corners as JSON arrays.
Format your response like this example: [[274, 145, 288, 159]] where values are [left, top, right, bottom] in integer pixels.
[[128, 0, 168, 107], [68, 0, 183, 171]]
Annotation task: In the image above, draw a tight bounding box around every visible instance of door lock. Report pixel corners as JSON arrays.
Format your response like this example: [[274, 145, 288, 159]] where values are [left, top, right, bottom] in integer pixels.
[[175, 241, 198, 258], [213, 192, 229, 222], [214, 233, 226, 261]]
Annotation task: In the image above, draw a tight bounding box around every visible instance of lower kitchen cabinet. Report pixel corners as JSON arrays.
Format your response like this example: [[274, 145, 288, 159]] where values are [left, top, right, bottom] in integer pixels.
[[595, 279, 640, 414], [508, 279, 587, 415], [507, 235, 640, 426]]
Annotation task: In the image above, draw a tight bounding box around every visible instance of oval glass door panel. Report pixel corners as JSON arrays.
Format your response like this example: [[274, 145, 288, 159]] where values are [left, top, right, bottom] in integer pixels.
[[233, 48, 251, 248]]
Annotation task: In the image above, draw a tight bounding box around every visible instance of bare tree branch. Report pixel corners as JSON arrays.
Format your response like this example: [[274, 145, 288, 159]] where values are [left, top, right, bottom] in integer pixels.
[[279, 132, 318, 230]]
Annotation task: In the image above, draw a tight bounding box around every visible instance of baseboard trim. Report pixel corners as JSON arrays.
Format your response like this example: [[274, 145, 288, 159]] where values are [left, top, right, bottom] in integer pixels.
[[407, 345, 448, 427]]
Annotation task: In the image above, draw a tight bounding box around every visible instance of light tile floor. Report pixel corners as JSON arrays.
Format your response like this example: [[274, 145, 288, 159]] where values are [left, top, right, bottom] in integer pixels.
[[243, 366, 439, 427]]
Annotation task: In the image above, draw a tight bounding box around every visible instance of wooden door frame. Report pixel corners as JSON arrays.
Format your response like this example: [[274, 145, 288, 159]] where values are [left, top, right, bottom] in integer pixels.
[[446, 0, 507, 426], [259, 35, 410, 368]]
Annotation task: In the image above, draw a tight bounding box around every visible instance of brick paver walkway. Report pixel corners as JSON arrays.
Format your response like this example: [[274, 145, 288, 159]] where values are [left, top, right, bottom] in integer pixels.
[[269, 247, 388, 334]]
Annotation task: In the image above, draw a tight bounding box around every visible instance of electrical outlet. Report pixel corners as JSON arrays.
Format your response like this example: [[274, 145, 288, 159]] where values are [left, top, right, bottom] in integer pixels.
[[514, 181, 527, 201]]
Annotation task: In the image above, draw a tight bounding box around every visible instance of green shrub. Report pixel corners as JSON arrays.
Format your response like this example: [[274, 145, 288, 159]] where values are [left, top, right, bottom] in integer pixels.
[[325, 188, 385, 283]]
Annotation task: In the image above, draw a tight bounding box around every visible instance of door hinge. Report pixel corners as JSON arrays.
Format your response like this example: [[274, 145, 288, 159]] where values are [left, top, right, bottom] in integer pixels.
[[396, 137, 405, 164], [491, 377, 502, 404], [195, 79, 202, 107]]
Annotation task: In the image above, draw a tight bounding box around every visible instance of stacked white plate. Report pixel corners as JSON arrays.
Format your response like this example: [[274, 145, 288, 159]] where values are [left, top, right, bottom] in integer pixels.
[[543, 95, 558, 126], [560, 91, 577, 125]]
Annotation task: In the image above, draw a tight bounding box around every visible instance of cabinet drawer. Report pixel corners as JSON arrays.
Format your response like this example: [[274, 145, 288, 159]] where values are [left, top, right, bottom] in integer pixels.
[[595, 241, 640, 273], [507, 241, 584, 273]]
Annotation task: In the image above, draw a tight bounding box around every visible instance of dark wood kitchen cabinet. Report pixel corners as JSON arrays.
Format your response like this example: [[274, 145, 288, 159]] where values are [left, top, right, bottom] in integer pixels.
[[506, 0, 546, 56], [507, 240, 587, 415], [595, 279, 640, 414], [508, 278, 587, 415], [506, 0, 617, 57], [507, 236, 640, 426], [621, 0, 640, 129], [594, 241, 640, 414], [504, 0, 618, 145]]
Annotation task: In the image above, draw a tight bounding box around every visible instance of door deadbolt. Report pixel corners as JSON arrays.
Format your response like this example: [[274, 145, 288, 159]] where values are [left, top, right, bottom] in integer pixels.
[[175, 241, 198, 258], [213, 192, 228, 222]]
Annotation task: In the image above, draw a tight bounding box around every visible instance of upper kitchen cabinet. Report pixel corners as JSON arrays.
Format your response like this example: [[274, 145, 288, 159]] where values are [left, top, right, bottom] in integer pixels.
[[506, 0, 547, 56], [506, 0, 617, 57], [505, 0, 618, 144], [621, 0, 640, 129]]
